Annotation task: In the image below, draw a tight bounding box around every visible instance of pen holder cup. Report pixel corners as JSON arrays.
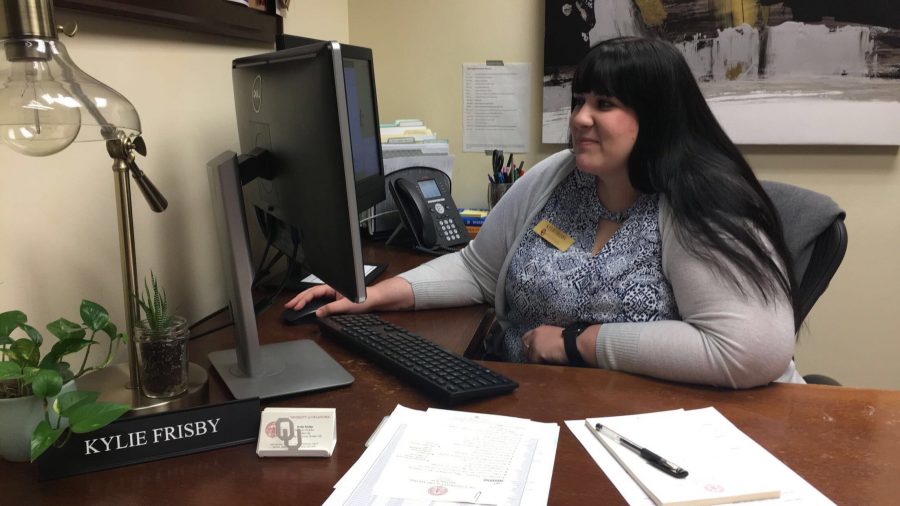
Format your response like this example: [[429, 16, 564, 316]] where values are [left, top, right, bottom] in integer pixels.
[[488, 183, 512, 211]]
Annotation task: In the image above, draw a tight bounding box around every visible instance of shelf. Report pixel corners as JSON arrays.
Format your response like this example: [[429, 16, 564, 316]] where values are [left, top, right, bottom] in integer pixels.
[[55, 0, 279, 44]]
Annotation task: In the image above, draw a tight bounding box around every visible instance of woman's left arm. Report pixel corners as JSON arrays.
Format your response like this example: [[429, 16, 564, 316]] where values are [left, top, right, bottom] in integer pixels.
[[595, 223, 796, 389]]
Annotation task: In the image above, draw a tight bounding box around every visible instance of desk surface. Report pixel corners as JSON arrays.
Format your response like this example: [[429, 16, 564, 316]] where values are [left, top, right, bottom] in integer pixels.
[[4, 244, 900, 504]]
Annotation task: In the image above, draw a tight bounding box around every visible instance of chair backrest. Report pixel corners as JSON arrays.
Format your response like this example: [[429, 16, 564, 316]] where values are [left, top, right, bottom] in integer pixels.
[[760, 181, 848, 331], [794, 217, 847, 330]]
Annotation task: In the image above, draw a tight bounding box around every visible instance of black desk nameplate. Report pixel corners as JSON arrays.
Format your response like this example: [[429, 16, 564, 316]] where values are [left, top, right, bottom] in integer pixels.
[[38, 398, 261, 480]]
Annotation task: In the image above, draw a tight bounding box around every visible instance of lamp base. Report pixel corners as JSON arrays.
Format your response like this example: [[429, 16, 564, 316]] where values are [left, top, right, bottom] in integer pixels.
[[75, 362, 209, 415]]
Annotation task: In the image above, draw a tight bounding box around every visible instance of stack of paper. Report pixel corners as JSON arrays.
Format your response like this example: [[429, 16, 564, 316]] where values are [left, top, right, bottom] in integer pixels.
[[325, 405, 559, 505], [380, 119, 450, 155], [566, 408, 834, 506], [380, 119, 439, 144]]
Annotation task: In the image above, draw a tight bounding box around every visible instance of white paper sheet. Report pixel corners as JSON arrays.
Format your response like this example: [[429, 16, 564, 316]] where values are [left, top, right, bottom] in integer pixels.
[[326, 405, 558, 506], [566, 407, 835, 506], [463, 63, 531, 153], [373, 409, 536, 503]]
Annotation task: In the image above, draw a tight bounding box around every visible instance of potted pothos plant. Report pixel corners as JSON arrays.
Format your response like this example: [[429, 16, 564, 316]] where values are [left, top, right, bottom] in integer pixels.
[[134, 272, 190, 399], [0, 300, 130, 462]]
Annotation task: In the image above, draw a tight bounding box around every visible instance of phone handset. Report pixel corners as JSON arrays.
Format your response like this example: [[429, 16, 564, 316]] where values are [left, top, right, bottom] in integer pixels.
[[393, 178, 438, 247], [387, 174, 471, 254]]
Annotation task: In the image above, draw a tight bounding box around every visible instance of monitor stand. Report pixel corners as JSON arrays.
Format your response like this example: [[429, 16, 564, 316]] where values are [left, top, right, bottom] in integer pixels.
[[208, 340, 352, 400], [207, 151, 353, 400]]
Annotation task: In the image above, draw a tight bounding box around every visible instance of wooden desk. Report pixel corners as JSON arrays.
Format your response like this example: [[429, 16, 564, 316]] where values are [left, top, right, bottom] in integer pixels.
[[4, 244, 900, 504]]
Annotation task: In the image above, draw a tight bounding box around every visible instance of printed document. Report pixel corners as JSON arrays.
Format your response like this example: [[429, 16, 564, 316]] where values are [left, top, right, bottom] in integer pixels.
[[325, 405, 558, 505], [463, 63, 531, 153]]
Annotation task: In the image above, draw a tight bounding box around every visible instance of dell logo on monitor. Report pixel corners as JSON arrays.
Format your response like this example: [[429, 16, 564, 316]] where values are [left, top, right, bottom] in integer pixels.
[[251, 75, 262, 113]]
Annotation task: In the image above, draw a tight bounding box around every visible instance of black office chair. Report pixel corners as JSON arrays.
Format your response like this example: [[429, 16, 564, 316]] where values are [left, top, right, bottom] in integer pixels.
[[761, 181, 848, 386]]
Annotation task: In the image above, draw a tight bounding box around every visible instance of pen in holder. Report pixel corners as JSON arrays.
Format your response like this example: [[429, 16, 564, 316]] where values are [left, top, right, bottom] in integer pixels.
[[488, 182, 512, 210], [487, 149, 524, 210]]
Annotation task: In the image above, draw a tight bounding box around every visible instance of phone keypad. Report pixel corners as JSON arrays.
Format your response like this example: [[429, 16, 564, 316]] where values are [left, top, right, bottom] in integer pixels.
[[439, 218, 461, 241]]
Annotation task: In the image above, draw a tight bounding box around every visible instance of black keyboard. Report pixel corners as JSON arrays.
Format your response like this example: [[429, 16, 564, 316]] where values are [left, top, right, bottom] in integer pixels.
[[318, 314, 517, 405]]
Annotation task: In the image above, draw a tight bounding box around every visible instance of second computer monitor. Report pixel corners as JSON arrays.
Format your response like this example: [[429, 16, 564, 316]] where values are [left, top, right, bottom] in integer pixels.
[[232, 41, 386, 303]]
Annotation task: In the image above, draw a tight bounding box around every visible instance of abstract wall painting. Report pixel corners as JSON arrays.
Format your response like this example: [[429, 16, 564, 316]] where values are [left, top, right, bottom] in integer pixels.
[[543, 1, 900, 145]]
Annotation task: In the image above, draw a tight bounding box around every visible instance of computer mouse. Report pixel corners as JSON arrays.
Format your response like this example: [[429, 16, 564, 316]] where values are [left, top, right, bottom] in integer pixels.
[[281, 296, 335, 325]]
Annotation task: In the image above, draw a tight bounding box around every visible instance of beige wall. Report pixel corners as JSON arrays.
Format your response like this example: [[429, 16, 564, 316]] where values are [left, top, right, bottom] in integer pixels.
[[349, 0, 559, 210], [347, 0, 900, 389], [283, 0, 349, 42], [0, 2, 348, 361]]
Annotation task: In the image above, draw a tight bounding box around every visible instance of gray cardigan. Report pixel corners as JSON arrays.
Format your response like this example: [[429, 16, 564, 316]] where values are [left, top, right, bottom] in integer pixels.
[[400, 150, 799, 388]]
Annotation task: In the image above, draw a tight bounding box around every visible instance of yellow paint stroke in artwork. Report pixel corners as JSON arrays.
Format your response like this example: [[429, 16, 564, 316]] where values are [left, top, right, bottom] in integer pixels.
[[712, 0, 762, 28], [725, 62, 744, 80], [634, 0, 667, 27]]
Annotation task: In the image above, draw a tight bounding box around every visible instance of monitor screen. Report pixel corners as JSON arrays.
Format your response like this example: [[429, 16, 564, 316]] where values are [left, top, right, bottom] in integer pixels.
[[231, 41, 384, 303], [343, 57, 381, 186]]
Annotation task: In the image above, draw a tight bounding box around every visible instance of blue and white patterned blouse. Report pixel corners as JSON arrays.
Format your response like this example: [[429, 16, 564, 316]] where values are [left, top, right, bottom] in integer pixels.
[[501, 168, 680, 361]]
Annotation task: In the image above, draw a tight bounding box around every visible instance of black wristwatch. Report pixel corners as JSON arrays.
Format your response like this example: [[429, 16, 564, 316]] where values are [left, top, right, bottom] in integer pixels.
[[562, 322, 590, 367]]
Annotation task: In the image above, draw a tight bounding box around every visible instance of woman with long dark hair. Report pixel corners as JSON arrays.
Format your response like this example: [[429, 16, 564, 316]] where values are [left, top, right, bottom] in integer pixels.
[[286, 37, 799, 388]]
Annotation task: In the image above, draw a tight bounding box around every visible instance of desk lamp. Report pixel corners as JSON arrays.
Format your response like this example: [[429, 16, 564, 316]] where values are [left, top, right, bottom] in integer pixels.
[[1, 0, 206, 412]]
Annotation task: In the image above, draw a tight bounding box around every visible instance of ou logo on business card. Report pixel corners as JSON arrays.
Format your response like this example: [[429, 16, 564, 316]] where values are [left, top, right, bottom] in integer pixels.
[[251, 75, 262, 113]]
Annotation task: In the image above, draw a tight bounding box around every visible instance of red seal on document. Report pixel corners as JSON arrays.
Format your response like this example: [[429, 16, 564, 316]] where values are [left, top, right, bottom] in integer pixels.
[[427, 486, 448, 496], [265, 421, 277, 438]]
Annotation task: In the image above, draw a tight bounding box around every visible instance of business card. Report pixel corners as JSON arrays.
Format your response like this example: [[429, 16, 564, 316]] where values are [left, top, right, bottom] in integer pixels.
[[256, 407, 336, 458]]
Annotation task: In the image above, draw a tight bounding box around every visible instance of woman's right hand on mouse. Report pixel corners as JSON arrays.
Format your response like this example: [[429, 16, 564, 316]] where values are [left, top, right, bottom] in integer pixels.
[[284, 276, 416, 317]]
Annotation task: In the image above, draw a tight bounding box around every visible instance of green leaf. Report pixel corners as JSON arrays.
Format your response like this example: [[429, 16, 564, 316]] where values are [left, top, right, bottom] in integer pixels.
[[0, 335, 13, 346], [10, 338, 39, 367], [67, 402, 130, 433], [135, 295, 151, 318], [0, 310, 26, 337], [39, 337, 92, 369], [47, 318, 86, 340], [56, 390, 100, 416], [101, 320, 118, 340], [32, 369, 63, 398], [19, 323, 43, 347], [80, 300, 110, 332], [138, 272, 172, 332], [21, 366, 39, 384], [31, 420, 65, 462], [0, 361, 22, 379], [58, 362, 74, 383]]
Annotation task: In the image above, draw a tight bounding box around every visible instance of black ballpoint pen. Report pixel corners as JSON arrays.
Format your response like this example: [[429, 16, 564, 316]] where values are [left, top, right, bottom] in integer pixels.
[[593, 423, 689, 479]]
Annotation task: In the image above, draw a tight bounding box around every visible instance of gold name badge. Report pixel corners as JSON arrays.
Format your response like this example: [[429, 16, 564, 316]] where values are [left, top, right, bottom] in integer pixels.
[[533, 219, 574, 252]]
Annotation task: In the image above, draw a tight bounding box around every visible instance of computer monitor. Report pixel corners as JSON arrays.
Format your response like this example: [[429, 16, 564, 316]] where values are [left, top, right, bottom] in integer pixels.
[[238, 40, 386, 298], [206, 41, 385, 399]]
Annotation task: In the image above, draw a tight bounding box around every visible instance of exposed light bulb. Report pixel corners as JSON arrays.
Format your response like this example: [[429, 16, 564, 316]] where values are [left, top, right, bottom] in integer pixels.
[[0, 39, 80, 156], [0, 36, 140, 157]]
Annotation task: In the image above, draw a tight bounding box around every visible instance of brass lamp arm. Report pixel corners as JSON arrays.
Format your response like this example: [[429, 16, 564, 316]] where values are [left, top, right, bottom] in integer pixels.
[[106, 134, 167, 213]]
